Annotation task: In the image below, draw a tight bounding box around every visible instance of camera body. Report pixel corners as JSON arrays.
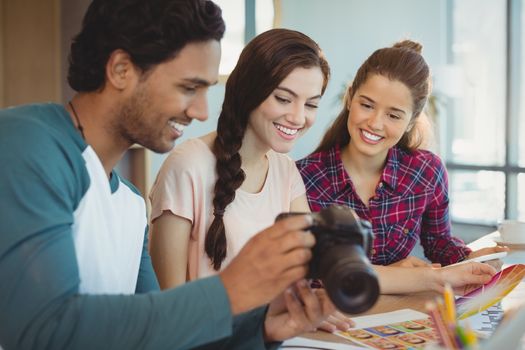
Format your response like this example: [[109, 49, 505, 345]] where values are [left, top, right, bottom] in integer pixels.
[[276, 205, 380, 314]]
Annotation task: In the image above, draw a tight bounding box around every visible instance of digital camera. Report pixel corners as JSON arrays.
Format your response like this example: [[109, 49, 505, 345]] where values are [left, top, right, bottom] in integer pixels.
[[276, 205, 379, 314]]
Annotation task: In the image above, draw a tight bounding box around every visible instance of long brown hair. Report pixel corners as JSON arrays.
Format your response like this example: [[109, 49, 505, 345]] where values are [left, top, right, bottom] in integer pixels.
[[205, 28, 330, 270], [314, 40, 430, 154]]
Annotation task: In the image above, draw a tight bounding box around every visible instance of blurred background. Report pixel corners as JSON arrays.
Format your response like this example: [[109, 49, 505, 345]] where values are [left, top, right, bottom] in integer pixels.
[[1, 0, 524, 242]]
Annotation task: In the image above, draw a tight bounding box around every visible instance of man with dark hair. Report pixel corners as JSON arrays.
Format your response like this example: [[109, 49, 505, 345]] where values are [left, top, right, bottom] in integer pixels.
[[0, 1, 334, 349]]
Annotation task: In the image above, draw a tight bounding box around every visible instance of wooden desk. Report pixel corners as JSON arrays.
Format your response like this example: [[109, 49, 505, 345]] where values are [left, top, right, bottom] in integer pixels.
[[305, 231, 525, 346]]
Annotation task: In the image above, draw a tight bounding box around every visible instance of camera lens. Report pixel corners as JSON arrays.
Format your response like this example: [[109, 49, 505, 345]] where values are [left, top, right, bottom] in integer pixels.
[[276, 205, 380, 314], [320, 245, 380, 314]]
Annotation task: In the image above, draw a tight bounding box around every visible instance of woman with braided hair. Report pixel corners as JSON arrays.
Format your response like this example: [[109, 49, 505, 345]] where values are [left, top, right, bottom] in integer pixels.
[[148, 28, 354, 331], [150, 27, 328, 282], [150, 28, 355, 332]]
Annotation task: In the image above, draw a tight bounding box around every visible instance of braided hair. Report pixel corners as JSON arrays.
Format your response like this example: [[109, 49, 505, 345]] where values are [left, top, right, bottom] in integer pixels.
[[205, 28, 330, 269]]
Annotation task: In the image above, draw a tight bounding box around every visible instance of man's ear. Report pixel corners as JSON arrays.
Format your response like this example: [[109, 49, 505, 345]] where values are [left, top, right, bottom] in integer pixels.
[[105, 49, 138, 90]]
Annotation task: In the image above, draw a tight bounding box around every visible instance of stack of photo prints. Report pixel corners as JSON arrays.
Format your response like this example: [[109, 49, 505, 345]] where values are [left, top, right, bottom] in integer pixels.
[[337, 318, 436, 349]]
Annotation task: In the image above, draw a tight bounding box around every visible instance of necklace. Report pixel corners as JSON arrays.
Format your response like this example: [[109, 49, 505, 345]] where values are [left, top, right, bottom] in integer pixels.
[[68, 101, 86, 140]]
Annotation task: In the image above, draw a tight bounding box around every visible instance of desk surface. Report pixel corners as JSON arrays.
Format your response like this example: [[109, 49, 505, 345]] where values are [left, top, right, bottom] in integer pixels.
[[305, 230, 525, 345]]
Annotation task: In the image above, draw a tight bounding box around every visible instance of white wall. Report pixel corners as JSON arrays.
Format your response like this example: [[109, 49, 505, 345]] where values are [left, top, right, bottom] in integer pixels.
[[149, 0, 448, 187], [280, 0, 448, 160]]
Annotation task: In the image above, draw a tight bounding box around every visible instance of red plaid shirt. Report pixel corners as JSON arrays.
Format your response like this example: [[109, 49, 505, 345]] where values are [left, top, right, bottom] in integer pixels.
[[296, 145, 471, 266]]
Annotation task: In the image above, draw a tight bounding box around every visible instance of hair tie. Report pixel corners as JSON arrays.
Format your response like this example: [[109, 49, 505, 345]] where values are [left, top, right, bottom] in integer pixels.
[[214, 209, 225, 217]]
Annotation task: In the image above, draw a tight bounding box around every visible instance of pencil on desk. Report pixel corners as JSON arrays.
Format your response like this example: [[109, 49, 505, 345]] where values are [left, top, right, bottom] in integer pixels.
[[442, 286, 462, 349], [436, 297, 456, 342], [426, 290, 482, 349], [444, 283, 457, 325], [455, 325, 469, 347], [426, 301, 456, 349]]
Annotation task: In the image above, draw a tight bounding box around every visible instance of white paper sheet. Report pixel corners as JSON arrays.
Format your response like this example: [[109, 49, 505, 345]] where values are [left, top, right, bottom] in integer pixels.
[[281, 336, 365, 349], [282, 309, 428, 350], [348, 308, 428, 329], [460, 303, 504, 337]]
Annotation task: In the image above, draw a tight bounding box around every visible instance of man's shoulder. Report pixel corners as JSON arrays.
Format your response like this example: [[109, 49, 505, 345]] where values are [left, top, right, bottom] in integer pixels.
[[114, 172, 147, 212], [117, 174, 143, 198], [0, 103, 83, 151], [0, 103, 89, 200], [1, 102, 62, 123]]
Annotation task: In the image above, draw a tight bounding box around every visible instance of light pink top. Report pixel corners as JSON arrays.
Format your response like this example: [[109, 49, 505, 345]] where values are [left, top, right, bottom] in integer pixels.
[[149, 138, 306, 280]]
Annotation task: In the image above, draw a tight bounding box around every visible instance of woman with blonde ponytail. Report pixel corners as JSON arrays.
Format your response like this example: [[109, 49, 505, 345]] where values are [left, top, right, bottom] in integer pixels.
[[297, 40, 507, 271]]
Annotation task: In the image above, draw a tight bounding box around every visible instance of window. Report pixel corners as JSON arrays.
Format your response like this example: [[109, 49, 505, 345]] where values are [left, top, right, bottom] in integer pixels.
[[443, 0, 525, 224], [519, 174, 525, 220], [213, 0, 277, 77], [449, 171, 505, 225]]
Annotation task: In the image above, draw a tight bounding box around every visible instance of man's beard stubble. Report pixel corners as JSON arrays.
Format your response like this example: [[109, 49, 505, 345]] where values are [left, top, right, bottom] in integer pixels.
[[113, 88, 173, 154]]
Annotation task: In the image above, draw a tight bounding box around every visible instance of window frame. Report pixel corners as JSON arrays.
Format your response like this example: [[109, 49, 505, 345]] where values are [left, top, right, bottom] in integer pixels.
[[445, 0, 525, 225], [217, 0, 281, 82]]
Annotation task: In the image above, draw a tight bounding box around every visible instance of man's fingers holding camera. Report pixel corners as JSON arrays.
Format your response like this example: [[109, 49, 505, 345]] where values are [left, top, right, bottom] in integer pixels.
[[248, 249, 310, 290], [269, 215, 313, 239], [294, 280, 322, 322], [277, 230, 316, 253], [309, 288, 353, 332], [281, 247, 313, 272], [278, 265, 310, 287], [283, 288, 312, 330]]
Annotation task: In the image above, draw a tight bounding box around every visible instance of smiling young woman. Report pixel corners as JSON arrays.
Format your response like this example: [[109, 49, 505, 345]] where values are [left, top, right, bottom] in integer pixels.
[[148, 28, 355, 333], [296, 40, 506, 280], [149, 28, 330, 282]]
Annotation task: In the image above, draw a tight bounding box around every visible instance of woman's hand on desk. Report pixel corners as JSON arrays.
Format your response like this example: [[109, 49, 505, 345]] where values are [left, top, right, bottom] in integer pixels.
[[438, 261, 497, 295], [263, 280, 353, 342]]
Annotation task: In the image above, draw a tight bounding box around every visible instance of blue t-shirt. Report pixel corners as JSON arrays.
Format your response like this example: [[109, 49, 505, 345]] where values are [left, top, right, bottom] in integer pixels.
[[0, 103, 271, 350]]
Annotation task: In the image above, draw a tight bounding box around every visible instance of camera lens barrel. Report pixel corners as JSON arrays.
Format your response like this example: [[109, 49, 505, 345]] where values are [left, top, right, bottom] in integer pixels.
[[275, 205, 380, 314], [318, 245, 380, 314]]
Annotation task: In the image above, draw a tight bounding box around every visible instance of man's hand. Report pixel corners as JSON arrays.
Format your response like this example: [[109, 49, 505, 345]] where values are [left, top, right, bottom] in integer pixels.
[[219, 215, 315, 315], [263, 280, 340, 342], [317, 309, 354, 333]]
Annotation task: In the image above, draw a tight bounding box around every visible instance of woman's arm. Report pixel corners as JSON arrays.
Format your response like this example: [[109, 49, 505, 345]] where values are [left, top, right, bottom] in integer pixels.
[[419, 154, 471, 264], [290, 194, 311, 212], [150, 211, 192, 289], [375, 262, 496, 294]]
